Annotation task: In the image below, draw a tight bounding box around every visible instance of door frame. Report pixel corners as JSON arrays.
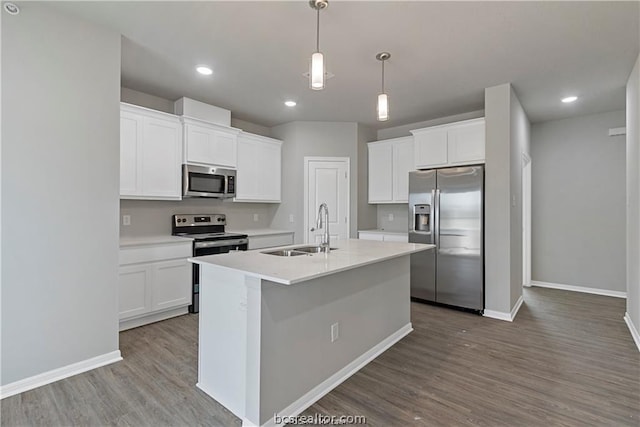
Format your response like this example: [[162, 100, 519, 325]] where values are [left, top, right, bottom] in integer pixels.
[[303, 157, 351, 244], [522, 153, 532, 287]]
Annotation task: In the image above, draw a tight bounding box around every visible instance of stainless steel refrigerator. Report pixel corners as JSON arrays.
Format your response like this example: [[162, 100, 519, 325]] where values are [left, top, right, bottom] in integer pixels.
[[408, 166, 484, 312]]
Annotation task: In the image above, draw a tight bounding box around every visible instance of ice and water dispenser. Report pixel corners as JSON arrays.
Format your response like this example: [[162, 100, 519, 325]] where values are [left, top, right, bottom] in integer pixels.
[[413, 204, 431, 233]]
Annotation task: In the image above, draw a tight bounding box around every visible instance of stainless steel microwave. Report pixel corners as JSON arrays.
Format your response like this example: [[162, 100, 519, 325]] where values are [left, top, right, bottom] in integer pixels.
[[182, 164, 236, 198]]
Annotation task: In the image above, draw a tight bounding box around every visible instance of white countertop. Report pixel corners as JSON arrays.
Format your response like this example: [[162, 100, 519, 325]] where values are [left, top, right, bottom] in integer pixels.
[[190, 238, 433, 285], [119, 235, 193, 247], [227, 228, 295, 237], [358, 229, 408, 235]]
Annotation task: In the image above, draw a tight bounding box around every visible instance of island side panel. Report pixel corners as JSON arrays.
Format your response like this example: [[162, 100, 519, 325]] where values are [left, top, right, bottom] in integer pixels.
[[197, 264, 249, 418], [258, 256, 411, 424]]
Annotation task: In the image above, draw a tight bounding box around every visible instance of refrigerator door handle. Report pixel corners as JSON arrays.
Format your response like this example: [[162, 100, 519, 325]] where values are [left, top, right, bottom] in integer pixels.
[[434, 189, 440, 248], [430, 189, 436, 241]]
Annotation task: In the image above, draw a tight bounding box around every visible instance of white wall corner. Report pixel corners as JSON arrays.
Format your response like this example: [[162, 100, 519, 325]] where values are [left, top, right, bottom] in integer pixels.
[[484, 294, 524, 322], [0, 350, 122, 400], [624, 313, 640, 352]]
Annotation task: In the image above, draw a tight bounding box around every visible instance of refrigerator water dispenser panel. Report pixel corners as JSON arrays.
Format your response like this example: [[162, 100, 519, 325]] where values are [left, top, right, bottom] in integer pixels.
[[414, 204, 431, 232]]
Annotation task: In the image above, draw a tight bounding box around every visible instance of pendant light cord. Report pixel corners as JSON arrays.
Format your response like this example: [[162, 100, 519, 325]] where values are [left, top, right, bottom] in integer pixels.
[[316, 7, 320, 52], [381, 59, 385, 93]]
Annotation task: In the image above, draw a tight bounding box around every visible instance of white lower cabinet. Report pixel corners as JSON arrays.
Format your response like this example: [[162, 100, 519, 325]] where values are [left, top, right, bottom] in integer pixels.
[[248, 232, 294, 250], [358, 231, 408, 243], [118, 241, 191, 330]]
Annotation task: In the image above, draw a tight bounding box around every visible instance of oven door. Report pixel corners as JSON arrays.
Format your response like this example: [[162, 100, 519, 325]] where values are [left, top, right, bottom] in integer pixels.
[[183, 164, 235, 198], [190, 238, 248, 313]]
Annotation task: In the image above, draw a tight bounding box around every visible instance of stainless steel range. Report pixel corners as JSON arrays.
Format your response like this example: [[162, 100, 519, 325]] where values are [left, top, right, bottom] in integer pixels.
[[172, 214, 248, 313]]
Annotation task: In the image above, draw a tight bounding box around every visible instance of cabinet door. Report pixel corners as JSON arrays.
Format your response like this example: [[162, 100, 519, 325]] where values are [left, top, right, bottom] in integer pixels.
[[236, 136, 261, 200], [151, 259, 191, 311], [258, 141, 281, 201], [118, 264, 152, 320], [141, 117, 182, 198], [368, 143, 393, 203], [392, 138, 414, 202], [358, 232, 384, 241], [414, 128, 448, 169], [236, 136, 282, 202], [213, 130, 237, 168], [120, 111, 143, 196], [448, 120, 485, 164], [185, 124, 213, 165]]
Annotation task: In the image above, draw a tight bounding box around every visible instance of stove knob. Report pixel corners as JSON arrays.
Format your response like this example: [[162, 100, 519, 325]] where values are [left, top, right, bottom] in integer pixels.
[[217, 218, 224, 222]]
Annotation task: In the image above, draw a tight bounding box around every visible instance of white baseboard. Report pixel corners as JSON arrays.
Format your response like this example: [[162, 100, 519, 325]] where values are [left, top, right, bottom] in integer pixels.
[[0, 350, 122, 400], [530, 281, 627, 298], [119, 306, 189, 331], [256, 323, 413, 427], [624, 312, 640, 352], [483, 294, 524, 322]]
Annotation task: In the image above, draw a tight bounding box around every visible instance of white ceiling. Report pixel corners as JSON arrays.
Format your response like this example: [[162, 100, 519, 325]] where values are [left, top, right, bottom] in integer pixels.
[[50, 1, 639, 129]]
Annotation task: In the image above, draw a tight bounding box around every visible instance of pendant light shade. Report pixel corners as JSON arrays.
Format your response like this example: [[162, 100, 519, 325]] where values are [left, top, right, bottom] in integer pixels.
[[376, 52, 391, 121], [311, 52, 325, 90], [309, 0, 328, 90], [377, 93, 389, 121]]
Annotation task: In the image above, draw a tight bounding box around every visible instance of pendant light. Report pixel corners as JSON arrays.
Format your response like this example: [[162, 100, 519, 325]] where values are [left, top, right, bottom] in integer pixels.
[[309, 0, 328, 90], [376, 52, 390, 121]]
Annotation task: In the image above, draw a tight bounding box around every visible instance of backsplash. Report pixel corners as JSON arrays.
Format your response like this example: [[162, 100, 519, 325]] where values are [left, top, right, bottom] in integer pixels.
[[120, 199, 278, 237], [376, 204, 409, 232]]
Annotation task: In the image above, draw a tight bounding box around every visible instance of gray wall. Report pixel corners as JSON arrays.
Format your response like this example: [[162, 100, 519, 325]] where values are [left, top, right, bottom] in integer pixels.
[[120, 199, 277, 237], [270, 122, 359, 243], [1, 4, 121, 385], [121, 87, 271, 137], [484, 83, 529, 315], [376, 205, 409, 232], [531, 110, 626, 292], [627, 55, 640, 333], [357, 124, 378, 231]]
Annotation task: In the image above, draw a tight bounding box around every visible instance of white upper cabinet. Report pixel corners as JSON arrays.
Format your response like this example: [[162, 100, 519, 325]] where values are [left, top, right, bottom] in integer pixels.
[[392, 138, 414, 203], [183, 118, 240, 168], [412, 118, 485, 169], [368, 141, 393, 203], [368, 136, 414, 204], [235, 133, 282, 203], [120, 103, 182, 200]]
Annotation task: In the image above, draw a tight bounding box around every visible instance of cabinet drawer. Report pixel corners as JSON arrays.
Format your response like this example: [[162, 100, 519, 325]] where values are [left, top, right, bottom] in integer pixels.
[[248, 233, 294, 250], [358, 232, 384, 241], [119, 242, 192, 265]]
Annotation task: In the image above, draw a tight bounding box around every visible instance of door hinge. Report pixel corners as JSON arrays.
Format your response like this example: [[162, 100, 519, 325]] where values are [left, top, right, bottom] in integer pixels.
[[345, 172, 347, 179], [345, 217, 347, 223]]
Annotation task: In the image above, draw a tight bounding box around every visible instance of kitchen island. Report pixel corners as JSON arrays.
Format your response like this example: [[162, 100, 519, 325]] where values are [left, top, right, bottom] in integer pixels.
[[190, 239, 433, 427]]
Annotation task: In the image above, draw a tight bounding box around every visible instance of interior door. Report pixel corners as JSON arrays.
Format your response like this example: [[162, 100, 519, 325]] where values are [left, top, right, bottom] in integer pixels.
[[436, 166, 484, 310], [306, 159, 349, 244]]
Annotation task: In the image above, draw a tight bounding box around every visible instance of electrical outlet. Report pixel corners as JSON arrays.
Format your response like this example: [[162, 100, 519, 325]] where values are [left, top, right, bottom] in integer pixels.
[[289, 214, 295, 223], [388, 213, 394, 221], [122, 215, 131, 226], [331, 322, 340, 342], [253, 213, 259, 222]]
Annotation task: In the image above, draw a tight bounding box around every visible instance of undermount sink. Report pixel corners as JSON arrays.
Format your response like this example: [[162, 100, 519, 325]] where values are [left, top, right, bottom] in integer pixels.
[[261, 246, 338, 256], [262, 249, 308, 257], [294, 246, 338, 253]]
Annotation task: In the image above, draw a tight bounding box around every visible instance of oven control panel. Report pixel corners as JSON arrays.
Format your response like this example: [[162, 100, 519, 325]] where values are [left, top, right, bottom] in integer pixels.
[[173, 214, 226, 227]]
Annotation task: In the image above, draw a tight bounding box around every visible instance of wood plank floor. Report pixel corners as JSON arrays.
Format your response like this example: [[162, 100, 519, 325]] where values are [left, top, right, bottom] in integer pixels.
[[2, 287, 638, 426]]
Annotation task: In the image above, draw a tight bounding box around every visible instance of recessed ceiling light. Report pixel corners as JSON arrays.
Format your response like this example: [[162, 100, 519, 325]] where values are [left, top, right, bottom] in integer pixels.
[[196, 66, 213, 76], [561, 96, 578, 103], [284, 100, 297, 107], [4, 2, 20, 15]]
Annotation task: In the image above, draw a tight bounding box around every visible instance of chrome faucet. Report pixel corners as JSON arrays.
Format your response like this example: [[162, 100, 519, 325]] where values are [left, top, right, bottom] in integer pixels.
[[310, 202, 330, 253]]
